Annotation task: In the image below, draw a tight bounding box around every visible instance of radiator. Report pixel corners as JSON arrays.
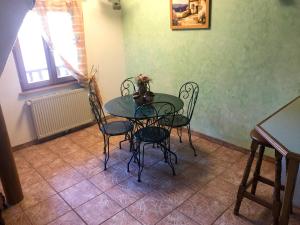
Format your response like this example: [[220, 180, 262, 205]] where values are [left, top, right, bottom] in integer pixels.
[[27, 88, 94, 139]]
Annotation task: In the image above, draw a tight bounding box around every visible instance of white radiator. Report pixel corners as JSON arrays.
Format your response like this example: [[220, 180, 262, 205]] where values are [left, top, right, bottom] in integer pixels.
[[27, 88, 94, 139]]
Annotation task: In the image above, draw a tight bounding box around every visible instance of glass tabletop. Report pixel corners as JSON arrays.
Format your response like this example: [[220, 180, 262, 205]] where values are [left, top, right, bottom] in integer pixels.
[[104, 93, 184, 119], [256, 97, 300, 155]]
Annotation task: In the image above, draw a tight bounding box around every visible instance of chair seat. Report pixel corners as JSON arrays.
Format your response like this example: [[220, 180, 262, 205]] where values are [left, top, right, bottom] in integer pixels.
[[160, 114, 189, 127], [101, 121, 133, 136], [134, 126, 170, 143]]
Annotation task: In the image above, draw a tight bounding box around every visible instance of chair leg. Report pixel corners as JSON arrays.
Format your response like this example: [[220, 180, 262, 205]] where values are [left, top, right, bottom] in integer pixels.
[[137, 143, 143, 182], [103, 136, 110, 170], [251, 145, 265, 195], [177, 127, 183, 143], [234, 140, 258, 215], [119, 133, 129, 149], [187, 124, 197, 156], [127, 141, 138, 172], [273, 151, 282, 225], [129, 131, 133, 152], [165, 146, 176, 176], [167, 137, 178, 164]]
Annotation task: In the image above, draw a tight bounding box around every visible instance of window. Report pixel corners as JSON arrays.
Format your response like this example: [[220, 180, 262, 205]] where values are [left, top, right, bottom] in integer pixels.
[[13, 11, 78, 91]]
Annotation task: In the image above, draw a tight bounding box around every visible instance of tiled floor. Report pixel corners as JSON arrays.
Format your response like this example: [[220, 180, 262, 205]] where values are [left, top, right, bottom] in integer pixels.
[[1, 123, 300, 225]]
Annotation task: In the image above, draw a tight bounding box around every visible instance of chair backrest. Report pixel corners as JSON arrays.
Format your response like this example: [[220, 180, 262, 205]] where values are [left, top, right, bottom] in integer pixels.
[[134, 102, 175, 134], [88, 91, 107, 133], [120, 77, 137, 96], [178, 81, 199, 121]]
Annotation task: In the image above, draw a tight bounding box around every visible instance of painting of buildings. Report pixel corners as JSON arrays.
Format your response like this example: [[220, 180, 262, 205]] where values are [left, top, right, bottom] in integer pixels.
[[170, 0, 210, 29]]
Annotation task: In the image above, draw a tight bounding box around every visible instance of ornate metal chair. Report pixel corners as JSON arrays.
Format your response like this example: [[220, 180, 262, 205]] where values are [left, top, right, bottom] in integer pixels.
[[120, 77, 151, 96], [88, 91, 133, 170], [120, 77, 137, 96], [127, 102, 177, 182], [160, 82, 199, 156]]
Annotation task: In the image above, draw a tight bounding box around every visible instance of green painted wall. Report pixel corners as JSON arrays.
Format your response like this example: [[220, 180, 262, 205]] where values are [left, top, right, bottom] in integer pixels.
[[122, 0, 300, 149]]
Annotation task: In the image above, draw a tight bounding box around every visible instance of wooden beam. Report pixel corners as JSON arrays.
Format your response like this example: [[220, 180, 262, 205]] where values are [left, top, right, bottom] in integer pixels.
[[0, 105, 23, 205]]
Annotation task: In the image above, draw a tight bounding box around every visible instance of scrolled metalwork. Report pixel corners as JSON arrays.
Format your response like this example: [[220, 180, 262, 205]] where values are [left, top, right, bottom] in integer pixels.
[[178, 81, 199, 122], [120, 77, 137, 96], [128, 101, 177, 182]]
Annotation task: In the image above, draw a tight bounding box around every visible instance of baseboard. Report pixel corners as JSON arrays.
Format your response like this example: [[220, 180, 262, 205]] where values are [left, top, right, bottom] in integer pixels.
[[11, 140, 38, 152], [188, 129, 275, 163]]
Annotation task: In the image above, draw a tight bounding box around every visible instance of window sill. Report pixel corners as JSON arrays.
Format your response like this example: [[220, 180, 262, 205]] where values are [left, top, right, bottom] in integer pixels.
[[19, 81, 79, 97]]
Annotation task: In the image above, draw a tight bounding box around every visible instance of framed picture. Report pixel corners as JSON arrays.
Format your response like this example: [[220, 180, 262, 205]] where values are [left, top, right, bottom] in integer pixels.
[[170, 0, 210, 30]]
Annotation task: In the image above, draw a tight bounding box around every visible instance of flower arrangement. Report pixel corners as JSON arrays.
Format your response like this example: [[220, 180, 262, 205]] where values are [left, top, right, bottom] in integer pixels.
[[135, 74, 151, 86], [135, 74, 151, 95], [133, 74, 154, 105]]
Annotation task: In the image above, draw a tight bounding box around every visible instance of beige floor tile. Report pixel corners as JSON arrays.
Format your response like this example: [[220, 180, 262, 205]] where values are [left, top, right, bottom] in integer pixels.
[[48, 211, 86, 225], [105, 176, 152, 208], [60, 180, 102, 208], [222, 199, 272, 225], [178, 191, 228, 225], [4, 211, 33, 225], [198, 178, 238, 207], [101, 210, 142, 225], [67, 129, 91, 139], [156, 210, 199, 225], [21, 147, 59, 169], [126, 191, 176, 225], [2, 204, 23, 221], [48, 141, 82, 158], [158, 181, 195, 206], [25, 195, 71, 225], [47, 168, 84, 192], [176, 165, 217, 191], [71, 134, 100, 148], [73, 157, 104, 178], [89, 166, 131, 191], [85, 142, 105, 158], [97, 148, 132, 167], [62, 150, 95, 167], [75, 193, 122, 225], [84, 125, 101, 136], [193, 138, 222, 154], [213, 208, 254, 225], [211, 146, 245, 164], [14, 156, 34, 175], [36, 158, 72, 179], [19, 170, 44, 188], [20, 180, 56, 209]]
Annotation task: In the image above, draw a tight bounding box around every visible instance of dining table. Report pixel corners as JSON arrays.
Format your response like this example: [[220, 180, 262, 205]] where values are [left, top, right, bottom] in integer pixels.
[[255, 96, 300, 225], [104, 93, 184, 120]]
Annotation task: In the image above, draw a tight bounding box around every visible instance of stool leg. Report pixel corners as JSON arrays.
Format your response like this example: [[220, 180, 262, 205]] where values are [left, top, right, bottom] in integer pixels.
[[279, 159, 299, 225], [285, 158, 294, 214], [273, 151, 282, 225], [251, 145, 265, 195], [234, 140, 258, 215]]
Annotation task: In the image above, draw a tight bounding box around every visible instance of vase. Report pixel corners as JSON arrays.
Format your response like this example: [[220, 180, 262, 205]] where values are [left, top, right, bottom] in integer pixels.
[[138, 83, 147, 95]]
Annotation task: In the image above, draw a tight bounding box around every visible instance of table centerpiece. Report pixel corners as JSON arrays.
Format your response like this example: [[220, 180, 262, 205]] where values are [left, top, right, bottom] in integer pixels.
[[133, 74, 155, 105]]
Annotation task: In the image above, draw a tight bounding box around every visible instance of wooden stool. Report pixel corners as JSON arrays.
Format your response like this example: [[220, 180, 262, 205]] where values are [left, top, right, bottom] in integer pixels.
[[234, 129, 284, 225]]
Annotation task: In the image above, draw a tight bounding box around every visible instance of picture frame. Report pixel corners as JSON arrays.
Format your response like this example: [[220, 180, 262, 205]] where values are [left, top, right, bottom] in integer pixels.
[[170, 0, 210, 30]]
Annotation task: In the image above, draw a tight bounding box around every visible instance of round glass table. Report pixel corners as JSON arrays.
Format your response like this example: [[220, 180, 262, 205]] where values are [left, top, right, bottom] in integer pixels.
[[104, 93, 184, 119]]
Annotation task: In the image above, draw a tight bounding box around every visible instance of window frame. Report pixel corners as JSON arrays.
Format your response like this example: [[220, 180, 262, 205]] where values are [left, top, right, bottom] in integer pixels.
[[13, 25, 76, 92]]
